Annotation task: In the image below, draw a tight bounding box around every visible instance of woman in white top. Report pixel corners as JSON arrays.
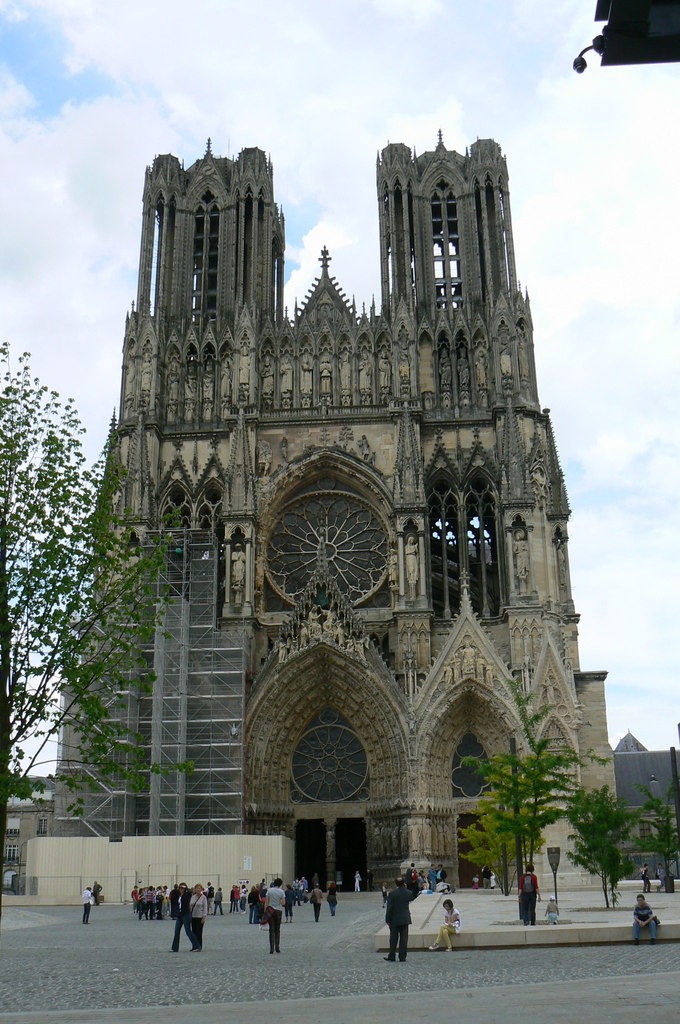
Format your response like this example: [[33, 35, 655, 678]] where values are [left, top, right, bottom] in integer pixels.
[[190, 884, 208, 949], [429, 899, 461, 950]]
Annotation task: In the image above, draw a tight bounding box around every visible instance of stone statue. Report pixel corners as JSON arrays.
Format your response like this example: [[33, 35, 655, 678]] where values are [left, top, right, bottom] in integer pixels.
[[320, 352, 332, 403], [220, 357, 232, 415], [280, 353, 293, 400], [439, 350, 452, 387], [359, 350, 372, 403], [300, 350, 313, 405], [184, 363, 197, 422], [167, 356, 180, 422], [231, 543, 246, 603], [202, 361, 214, 420], [256, 440, 272, 477], [260, 354, 274, 407], [500, 346, 512, 381], [340, 351, 351, 403], [405, 534, 418, 599], [378, 350, 391, 396], [398, 337, 411, 396], [238, 339, 251, 401], [140, 345, 154, 409], [518, 333, 530, 381], [280, 436, 289, 463], [124, 351, 136, 414], [513, 528, 530, 595], [474, 344, 488, 389]]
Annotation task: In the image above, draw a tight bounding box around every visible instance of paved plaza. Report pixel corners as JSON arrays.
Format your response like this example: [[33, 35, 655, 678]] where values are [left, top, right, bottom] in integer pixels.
[[1, 893, 679, 1022]]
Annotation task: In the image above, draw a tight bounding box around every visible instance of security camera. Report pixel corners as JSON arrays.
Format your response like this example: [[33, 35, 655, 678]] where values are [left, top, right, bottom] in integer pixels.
[[573, 55, 587, 73]]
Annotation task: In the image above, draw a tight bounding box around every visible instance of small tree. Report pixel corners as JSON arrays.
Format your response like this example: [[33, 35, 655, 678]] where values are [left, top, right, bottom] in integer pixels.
[[464, 679, 582, 868], [566, 785, 637, 907], [458, 812, 509, 893], [636, 783, 679, 889], [0, 344, 170, 930]]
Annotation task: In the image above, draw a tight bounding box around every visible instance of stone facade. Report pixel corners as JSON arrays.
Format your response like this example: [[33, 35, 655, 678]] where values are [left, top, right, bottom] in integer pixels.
[[73, 134, 614, 886]]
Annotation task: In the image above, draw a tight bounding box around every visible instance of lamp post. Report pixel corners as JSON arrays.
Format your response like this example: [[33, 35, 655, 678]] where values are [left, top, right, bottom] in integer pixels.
[[547, 846, 560, 904]]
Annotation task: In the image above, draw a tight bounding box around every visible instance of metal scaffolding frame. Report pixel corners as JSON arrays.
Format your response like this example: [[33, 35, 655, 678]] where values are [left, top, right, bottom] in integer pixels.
[[65, 529, 247, 838]]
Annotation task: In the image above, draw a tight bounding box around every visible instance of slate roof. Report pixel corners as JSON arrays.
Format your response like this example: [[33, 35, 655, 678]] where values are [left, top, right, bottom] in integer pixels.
[[613, 750, 676, 807]]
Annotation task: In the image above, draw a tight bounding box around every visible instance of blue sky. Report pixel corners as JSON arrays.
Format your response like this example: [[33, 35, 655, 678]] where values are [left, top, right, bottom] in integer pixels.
[[1, 0, 680, 754]]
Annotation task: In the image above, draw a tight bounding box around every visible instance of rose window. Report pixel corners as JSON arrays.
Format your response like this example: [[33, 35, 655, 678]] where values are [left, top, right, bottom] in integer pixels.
[[291, 709, 369, 803], [267, 490, 388, 604]]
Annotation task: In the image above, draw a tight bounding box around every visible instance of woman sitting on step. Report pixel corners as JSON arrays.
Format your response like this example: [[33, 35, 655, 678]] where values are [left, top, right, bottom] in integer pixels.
[[429, 899, 461, 950]]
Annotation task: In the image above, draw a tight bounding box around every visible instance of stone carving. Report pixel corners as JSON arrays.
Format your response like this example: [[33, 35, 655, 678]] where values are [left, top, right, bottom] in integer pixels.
[[320, 351, 333, 405], [518, 329, 530, 382], [300, 350, 313, 407], [140, 344, 154, 410], [238, 338, 251, 402], [260, 354, 274, 408], [280, 353, 293, 407], [359, 349, 372, 405], [513, 527, 530, 595], [358, 434, 375, 465], [378, 348, 391, 400], [257, 440, 272, 477], [439, 350, 452, 407], [404, 534, 419, 600], [280, 436, 289, 463], [202, 361, 214, 420], [339, 350, 351, 405], [184, 362, 197, 421], [398, 334, 411, 397], [166, 356, 180, 422], [457, 349, 470, 408], [220, 357, 232, 415], [231, 543, 246, 604], [124, 351, 136, 414]]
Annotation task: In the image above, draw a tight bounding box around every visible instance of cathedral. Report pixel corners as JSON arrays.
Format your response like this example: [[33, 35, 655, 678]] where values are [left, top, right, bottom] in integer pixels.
[[68, 133, 613, 887]]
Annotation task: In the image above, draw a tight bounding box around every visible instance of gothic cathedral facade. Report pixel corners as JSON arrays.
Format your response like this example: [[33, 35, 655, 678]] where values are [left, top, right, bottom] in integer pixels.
[[88, 135, 613, 884]]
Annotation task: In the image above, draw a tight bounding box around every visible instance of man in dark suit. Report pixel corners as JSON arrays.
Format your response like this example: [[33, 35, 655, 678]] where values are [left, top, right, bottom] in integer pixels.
[[384, 876, 416, 962]]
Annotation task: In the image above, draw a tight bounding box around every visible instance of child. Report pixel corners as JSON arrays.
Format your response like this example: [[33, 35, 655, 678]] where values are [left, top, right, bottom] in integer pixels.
[[545, 896, 559, 924]]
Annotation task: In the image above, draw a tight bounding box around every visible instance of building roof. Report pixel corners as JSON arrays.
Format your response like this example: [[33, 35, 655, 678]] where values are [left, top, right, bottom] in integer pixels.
[[613, 750, 675, 807], [614, 731, 648, 753]]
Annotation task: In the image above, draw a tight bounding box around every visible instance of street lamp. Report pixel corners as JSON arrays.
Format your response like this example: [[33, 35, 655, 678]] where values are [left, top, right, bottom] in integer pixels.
[[547, 846, 561, 904]]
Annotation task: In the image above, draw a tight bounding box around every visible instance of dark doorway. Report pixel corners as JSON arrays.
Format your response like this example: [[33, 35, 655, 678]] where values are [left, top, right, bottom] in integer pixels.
[[335, 818, 366, 891], [295, 819, 326, 887], [456, 813, 479, 888]]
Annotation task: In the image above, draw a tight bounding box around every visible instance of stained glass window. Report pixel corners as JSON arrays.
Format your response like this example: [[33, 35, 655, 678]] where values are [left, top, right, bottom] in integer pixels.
[[292, 709, 369, 803]]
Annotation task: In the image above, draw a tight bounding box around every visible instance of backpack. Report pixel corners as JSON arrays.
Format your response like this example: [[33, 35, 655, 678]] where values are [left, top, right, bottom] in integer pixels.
[[410, 868, 418, 884], [522, 873, 535, 894], [207, 885, 214, 899]]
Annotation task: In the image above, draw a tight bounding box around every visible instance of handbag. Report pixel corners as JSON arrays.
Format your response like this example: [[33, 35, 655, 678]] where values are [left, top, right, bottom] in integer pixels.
[[261, 905, 274, 926]]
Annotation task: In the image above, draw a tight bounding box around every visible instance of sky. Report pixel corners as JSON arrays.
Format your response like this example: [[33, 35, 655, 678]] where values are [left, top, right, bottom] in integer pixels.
[[1, 0, 679, 756]]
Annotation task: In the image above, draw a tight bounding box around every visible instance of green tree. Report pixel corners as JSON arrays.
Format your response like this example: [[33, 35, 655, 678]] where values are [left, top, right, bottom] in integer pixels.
[[458, 812, 509, 893], [0, 344, 169, 930], [566, 785, 637, 907], [636, 783, 679, 888], [464, 679, 583, 869]]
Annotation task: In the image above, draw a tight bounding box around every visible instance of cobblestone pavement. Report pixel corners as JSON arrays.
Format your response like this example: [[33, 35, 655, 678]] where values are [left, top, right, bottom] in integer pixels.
[[1, 897, 679, 1017]]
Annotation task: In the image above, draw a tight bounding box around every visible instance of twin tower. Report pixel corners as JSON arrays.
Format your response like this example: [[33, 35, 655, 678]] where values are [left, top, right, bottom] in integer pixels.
[[73, 134, 612, 887]]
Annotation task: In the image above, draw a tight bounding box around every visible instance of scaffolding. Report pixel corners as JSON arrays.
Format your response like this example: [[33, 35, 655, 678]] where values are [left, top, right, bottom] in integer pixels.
[[61, 529, 247, 838]]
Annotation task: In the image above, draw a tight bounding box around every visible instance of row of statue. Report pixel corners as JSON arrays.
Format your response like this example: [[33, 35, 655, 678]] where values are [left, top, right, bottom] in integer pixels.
[[122, 322, 533, 420]]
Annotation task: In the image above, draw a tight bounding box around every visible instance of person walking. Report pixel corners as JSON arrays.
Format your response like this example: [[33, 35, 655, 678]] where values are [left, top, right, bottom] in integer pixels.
[[310, 882, 324, 922], [265, 877, 285, 954], [170, 883, 201, 952], [213, 887, 224, 914], [519, 863, 540, 926], [247, 885, 260, 924], [384, 877, 416, 962], [190, 883, 208, 950], [327, 881, 338, 917], [354, 870, 362, 892], [82, 885, 93, 925], [284, 884, 294, 923]]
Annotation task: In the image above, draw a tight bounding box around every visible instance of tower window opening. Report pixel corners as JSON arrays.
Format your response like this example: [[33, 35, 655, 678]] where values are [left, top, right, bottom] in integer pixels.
[[150, 199, 163, 316], [192, 197, 220, 323], [431, 191, 462, 310]]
